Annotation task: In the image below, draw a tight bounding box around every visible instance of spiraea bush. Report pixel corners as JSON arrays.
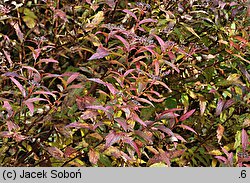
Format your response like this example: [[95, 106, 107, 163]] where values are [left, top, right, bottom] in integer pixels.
[[0, 0, 249, 167]]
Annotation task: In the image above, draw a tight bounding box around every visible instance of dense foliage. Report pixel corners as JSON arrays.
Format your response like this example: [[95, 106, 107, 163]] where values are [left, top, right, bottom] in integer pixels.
[[0, 0, 250, 167]]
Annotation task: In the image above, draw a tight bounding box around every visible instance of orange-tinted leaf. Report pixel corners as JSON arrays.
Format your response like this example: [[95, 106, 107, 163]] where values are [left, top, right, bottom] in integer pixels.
[[64, 147, 78, 158], [88, 148, 99, 165], [0, 131, 12, 138], [242, 129, 248, 152], [81, 109, 99, 120], [13, 133, 26, 142], [216, 124, 224, 143], [66, 122, 93, 130]]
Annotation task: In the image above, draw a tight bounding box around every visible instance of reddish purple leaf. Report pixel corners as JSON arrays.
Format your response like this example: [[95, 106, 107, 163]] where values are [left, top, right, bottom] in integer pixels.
[[123, 69, 135, 77], [114, 117, 128, 131], [24, 98, 47, 103], [33, 91, 57, 99], [7, 120, 19, 132], [88, 78, 106, 85], [122, 136, 140, 157], [22, 65, 41, 81], [174, 134, 187, 143], [133, 97, 154, 107], [179, 109, 196, 122], [85, 105, 109, 112], [146, 94, 166, 103], [131, 112, 147, 127], [105, 131, 123, 148], [163, 59, 180, 73], [139, 18, 157, 25], [33, 48, 41, 60], [177, 124, 197, 134], [221, 147, 230, 157], [242, 129, 249, 152], [66, 72, 80, 85], [153, 80, 172, 92], [122, 9, 138, 21], [152, 34, 166, 53], [54, 9, 68, 22], [160, 152, 171, 166], [106, 83, 118, 95], [154, 125, 174, 136], [0, 131, 12, 138], [3, 101, 12, 112], [47, 146, 64, 160], [137, 45, 156, 55], [167, 51, 176, 61], [10, 20, 23, 43], [10, 77, 27, 97], [76, 96, 97, 110], [160, 108, 183, 115], [23, 98, 47, 115], [216, 99, 226, 116], [215, 156, 227, 163], [152, 59, 160, 76], [88, 45, 110, 60], [134, 130, 153, 144], [67, 84, 84, 89], [3, 49, 13, 66], [114, 35, 130, 51], [13, 133, 26, 142], [223, 99, 235, 110], [3, 72, 19, 77]]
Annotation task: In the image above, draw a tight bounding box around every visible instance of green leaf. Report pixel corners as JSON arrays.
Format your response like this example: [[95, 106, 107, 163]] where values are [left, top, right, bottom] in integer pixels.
[[99, 154, 112, 167], [164, 97, 177, 109]]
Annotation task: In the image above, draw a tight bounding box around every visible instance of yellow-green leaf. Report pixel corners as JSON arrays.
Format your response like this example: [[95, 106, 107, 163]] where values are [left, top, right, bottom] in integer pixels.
[[24, 8, 37, 19], [22, 16, 36, 28], [85, 11, 104, 32], [180, 22, 200, 39], [150, 162, 168, 167], [234, 131, 241, 149], [208, 150, 222, 156]]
